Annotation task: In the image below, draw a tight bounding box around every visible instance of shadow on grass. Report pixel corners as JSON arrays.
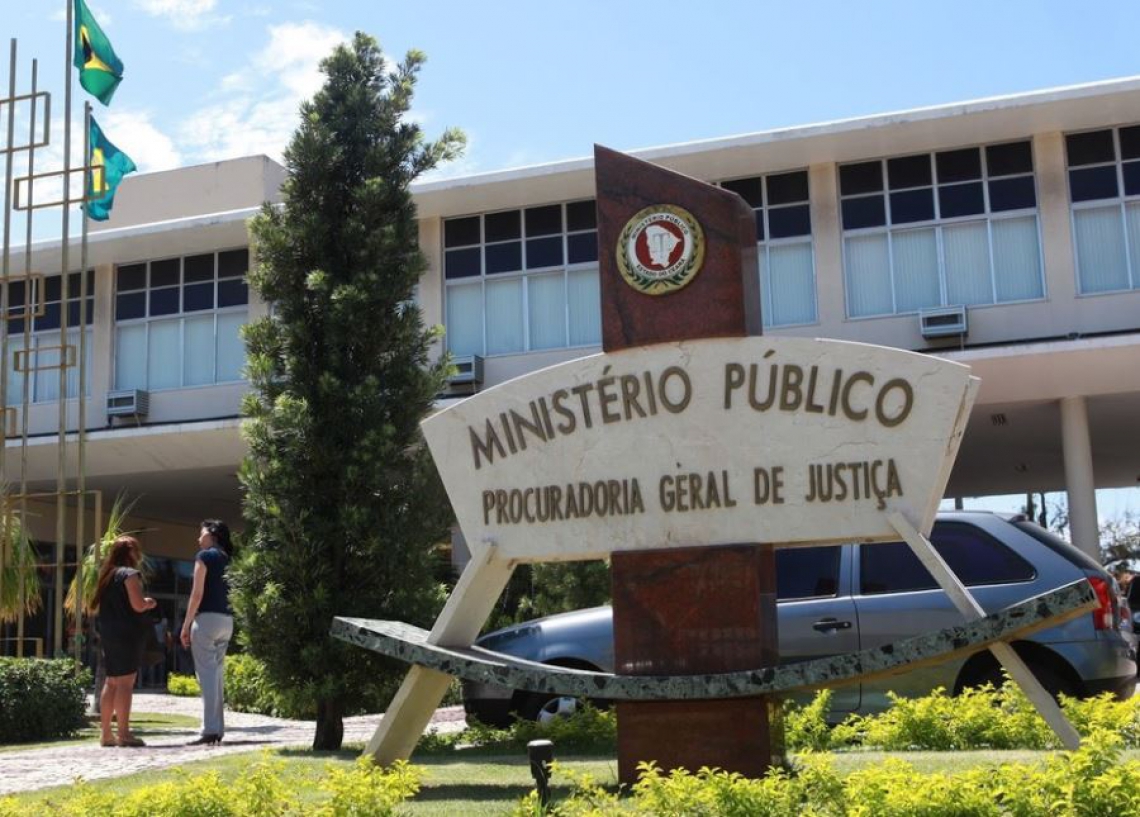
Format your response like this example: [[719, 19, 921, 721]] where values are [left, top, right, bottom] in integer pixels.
[[414, 783, 535, 803]]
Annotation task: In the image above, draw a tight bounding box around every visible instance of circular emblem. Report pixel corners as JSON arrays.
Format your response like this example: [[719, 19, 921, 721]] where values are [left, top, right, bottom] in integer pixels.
[[616, 205, 705, 296]]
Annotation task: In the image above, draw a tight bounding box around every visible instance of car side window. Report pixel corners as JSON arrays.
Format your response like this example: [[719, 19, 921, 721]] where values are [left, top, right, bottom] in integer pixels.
[[776, 546, 841, 601], [860, 522, 1036, 595]]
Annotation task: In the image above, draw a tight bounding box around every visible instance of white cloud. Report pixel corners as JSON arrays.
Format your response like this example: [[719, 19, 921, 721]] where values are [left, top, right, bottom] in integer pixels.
[[133, 0, 228, 31], [51, 3, 112, 24], [178, 20, 348, 164], [99, 109, 182, 172]]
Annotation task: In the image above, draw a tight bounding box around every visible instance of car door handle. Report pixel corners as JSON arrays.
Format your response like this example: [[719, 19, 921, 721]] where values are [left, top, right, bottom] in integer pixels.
[[812, 618, 853, 632]]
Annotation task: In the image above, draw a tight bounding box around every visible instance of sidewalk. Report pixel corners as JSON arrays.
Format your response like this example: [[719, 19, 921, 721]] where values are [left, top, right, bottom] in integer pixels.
[[0, 692, 467, 795]]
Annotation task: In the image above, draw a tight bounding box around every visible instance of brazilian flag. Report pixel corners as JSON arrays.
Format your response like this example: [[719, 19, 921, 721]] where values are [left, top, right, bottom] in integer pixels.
[[85, 117, 136, 221], [73, 0, 123, 105]]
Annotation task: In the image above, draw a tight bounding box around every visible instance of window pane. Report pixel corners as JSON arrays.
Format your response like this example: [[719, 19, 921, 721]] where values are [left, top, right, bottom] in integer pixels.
[[526, 236, 563, 269], [985, 141, 1033, 177], [445, 247, 481, 279], [1127, 203, 1140, 290], [892, 228, 940, 312], [35, 302, 60, 331], [217, 249, 248, 279], [992, 216, 1044, 302], [527, 274, 565, 350], [840, 162, 883, 195], [525, 205, 562, 237], [845, 233, 892, 317], [33, 338, 61, 403], [5, 336, 24, 404], [887, 155, 932, 189], [184, 315, 215, 386], [889, 188, 935, 224], [183, 282, 215, 312], [775, 546, 840, 600], [444, 216, 480, 247], [1069, 166, 1119, 202], [933, 523, 1035, 585], [567, 269, 601, 346], [988, 176, 1037, 211], [860, 542, 937, 594], [117, 264, 146, 291], [1066, 130, 1115, 166], [841, 195, 886, 230], [65, 330, 91, 399], [216, 311, 247, 382], [217, 279, 249, 307], [938, 182, 985, 218], [1074, 205, 1129, 293], [767, 242, 816, 326], [116, 291, 146, 320], [754, 210, 765, 241], [766, 171, 809, 205], [1121, 126, 1140, 160], [484, 210, 521, 242], [566, 200, 597, 232], [567, 232, 598, 264], [147, 319, 181, 390], [485, 278, 524, 355], [721, 177, 763, 207], [151, 258, 180, 288], [485, 241, 522, 274], [115, 324, 147, 390], [150, 287, 180, 316], [1123, 161, 1140, 197], [184, 254, 215, 283], [936, 148, 982, 183], [768, 204, 811, 238], [445, 283, 483, 355], [944, 221, 993, 306]]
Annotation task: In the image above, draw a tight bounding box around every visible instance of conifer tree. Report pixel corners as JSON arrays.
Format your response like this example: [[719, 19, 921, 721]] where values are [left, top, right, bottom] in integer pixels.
[[233, 33, 463, 750]]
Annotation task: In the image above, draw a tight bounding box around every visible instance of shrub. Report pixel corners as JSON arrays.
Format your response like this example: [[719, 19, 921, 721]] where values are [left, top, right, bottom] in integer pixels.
[[0, 658, 89, 744], [166, 673, 199, 697], [420, 702, 616, 755]]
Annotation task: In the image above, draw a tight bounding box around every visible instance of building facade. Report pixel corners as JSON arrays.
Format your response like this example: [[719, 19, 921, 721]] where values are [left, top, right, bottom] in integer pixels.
[[5, 78, 1140, 656]]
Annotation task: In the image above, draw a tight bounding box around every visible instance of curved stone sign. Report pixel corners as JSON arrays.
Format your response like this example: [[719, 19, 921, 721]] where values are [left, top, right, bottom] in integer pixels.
[[426, 335, 979, 562]]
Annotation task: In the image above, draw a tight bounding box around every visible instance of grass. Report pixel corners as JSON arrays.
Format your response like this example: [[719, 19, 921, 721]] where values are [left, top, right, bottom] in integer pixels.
[[9, 743, 1138, 815], [0, 711, 199, 754]]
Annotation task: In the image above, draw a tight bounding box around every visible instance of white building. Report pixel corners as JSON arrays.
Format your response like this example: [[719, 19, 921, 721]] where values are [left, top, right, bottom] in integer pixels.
[[6, 77, 1140, 655]]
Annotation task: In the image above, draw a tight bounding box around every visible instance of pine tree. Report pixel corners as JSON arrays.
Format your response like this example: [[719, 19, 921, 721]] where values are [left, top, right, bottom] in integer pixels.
[[233, 33, 464, 750]]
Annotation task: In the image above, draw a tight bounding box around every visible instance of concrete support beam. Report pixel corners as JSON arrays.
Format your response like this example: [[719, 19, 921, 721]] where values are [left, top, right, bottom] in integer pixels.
[[1060, 396, 1100, 561]]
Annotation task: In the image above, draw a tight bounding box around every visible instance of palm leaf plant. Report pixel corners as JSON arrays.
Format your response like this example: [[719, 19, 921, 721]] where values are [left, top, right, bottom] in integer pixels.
[[64, 492, 138, 619], [0, 506, 41, 624]]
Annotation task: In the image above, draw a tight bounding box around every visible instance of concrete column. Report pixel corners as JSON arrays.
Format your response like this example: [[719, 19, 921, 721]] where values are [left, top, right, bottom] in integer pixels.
[[807, 163, 844, 332], [1060, 396, 1100, 561]]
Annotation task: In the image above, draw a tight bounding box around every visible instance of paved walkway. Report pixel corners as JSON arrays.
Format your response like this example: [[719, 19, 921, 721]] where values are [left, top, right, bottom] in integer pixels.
[[0, 693, 467, 795]]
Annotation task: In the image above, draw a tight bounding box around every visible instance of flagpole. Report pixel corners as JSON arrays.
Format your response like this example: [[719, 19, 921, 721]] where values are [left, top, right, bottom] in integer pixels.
[[0, 39, 16, 648], [75, 100, 91, 664], [54, 0, 74, 658]]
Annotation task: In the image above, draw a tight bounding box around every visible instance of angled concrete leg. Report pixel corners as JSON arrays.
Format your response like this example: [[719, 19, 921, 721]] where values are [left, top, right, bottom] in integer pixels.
[[889, 511, 1081, 750], [365, 546, 514, 765]]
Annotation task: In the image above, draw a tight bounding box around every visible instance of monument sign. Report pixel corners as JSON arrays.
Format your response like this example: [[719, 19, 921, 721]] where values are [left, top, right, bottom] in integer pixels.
[[344, 147, 1083, 779]]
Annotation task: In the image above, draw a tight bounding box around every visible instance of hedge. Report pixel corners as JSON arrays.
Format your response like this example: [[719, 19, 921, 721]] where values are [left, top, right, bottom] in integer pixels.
[[0, 658, 90, 744]]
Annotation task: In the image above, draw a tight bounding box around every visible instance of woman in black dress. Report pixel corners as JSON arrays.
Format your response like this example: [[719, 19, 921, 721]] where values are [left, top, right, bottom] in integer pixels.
[[90, 535, 156, 747]]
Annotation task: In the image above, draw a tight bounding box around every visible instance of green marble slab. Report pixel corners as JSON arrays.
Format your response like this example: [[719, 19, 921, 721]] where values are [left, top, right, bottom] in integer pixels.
[[331, 579, 1095, 701]]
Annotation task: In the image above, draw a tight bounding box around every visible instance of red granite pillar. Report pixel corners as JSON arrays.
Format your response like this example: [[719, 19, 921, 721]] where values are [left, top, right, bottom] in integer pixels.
[[593, 146, 783, 784]]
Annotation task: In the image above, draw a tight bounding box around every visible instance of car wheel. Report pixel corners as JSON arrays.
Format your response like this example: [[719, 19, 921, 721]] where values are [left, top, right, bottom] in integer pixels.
[[961, 659, 1079, 701], [536, 696, 580, 724]]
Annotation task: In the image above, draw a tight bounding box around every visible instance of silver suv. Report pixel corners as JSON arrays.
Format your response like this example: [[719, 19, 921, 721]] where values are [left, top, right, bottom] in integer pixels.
[[464, 512, 1137, 725]]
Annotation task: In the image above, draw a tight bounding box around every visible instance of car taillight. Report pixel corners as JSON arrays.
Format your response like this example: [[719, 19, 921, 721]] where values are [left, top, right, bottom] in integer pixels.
[[1087, 576, 1116, 631]]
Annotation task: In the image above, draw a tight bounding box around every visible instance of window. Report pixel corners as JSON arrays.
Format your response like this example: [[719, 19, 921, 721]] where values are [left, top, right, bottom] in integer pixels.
[[1065, 125, 1140, 293], [859, 523, 1035, 595], [776, 546, 840, 600], [114, 249, 249, 390], [5, 272, 94, 403], [444, 201, 601, 356], [721, 170, 816, 327], [840, 141, 1044, 318]]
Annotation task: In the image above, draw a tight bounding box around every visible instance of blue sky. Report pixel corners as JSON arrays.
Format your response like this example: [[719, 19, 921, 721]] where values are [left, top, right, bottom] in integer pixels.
[[4, 0, 1140, 520]]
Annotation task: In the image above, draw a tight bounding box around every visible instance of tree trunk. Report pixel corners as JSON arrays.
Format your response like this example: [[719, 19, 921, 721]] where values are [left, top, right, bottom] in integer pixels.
[[313, 696, 345, 750]]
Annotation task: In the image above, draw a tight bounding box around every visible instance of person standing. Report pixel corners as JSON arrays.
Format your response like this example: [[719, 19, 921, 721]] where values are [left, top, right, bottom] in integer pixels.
[[90, 535, 157, 748], [180, 519, 234, 746]]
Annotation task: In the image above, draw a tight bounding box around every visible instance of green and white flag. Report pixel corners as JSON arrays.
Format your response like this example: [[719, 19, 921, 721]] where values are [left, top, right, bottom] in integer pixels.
[[86, 116, 136, 221], [73, 0, 123, 105]]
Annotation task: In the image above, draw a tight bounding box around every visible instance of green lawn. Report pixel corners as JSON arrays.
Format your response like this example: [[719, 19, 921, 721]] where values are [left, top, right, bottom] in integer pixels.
[[10, 745, 1138, 816], [0, 712, 199, 754]]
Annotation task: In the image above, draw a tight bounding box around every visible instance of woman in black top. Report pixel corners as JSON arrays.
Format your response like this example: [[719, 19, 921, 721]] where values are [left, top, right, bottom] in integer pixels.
[[90, 535, 156, 747], [180, 519, 234, 745]]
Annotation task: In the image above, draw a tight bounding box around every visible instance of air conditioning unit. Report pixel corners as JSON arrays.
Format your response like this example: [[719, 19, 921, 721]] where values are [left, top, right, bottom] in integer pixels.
[[919, 305, 968, 339], [448, 355, 484, 387], [106, 389, 149, 418]]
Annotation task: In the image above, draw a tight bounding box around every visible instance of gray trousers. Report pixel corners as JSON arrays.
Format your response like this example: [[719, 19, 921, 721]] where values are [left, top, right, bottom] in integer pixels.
[[191, 612, 233, 737]]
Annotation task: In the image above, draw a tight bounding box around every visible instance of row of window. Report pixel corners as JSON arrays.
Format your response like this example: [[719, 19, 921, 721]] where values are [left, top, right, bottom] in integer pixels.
[[445, 126, 1140, 355]]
